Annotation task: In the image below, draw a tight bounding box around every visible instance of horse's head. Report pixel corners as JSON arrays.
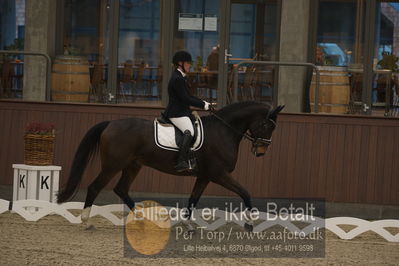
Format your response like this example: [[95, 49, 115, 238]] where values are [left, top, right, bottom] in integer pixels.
[[248, 105, 284, 157]]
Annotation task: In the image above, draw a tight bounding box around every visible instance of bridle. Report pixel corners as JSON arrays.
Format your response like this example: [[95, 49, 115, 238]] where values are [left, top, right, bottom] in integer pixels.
[[208, 108, 275, 149], [249, 118, 275, 151]]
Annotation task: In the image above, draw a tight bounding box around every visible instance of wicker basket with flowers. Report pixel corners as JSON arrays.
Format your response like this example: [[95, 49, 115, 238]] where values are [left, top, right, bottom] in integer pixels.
[[24, 122, 55, 165]]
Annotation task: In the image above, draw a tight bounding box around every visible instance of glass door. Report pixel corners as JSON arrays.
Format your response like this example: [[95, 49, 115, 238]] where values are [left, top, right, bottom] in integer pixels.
[[373, 1, 399, 116], [224, 0, 280, 104], [0, 0, 25, 99], [62, 0, 163, 105], [172, 0, 221, 104], [62, 0, 111, 103], [315, 0, 367, 114], [167, 0, 280, 107], [117, 0, 162, 105]]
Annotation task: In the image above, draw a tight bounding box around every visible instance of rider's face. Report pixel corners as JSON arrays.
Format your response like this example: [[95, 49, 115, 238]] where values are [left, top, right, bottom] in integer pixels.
[[182, 62, 191, 72]]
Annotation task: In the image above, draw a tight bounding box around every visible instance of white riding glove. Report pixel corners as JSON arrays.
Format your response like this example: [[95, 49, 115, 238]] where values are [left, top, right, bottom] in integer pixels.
[[204, 101, 210, 110]]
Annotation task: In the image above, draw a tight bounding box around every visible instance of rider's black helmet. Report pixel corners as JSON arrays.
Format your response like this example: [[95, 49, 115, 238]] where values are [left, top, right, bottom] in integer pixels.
[[172, 51, 192, 66]]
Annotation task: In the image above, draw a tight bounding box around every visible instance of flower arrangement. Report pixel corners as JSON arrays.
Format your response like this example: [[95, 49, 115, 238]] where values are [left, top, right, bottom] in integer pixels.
[[24, 122, 56, 165], [25, 122, 55, 136], [378, 52, 399, 72]]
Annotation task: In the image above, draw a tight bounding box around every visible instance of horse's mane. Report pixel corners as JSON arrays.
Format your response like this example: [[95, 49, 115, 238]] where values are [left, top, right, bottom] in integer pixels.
[[215, 101, 272, 119]]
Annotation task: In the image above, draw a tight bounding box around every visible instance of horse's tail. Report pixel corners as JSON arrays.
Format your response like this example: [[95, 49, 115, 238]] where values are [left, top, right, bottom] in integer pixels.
[[57, 121, 110, 203]]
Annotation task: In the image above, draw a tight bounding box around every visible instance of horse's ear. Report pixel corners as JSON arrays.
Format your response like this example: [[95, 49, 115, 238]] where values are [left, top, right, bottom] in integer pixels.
[[269, 105, 285, 118], [269, 105, 285, 119], [275, 105, 285, 114]]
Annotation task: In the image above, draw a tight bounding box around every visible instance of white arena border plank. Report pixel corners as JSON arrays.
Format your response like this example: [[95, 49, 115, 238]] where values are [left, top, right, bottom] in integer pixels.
[[0, 199, 398, 242]]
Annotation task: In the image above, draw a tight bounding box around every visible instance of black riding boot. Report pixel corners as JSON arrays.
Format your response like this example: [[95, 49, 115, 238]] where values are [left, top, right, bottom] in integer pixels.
[[175, 130, 193, 172]]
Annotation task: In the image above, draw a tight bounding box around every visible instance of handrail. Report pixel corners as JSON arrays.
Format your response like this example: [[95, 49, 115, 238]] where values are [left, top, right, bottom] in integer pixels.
[[232, 61, 320, 113], [0, 50, 52, 101]]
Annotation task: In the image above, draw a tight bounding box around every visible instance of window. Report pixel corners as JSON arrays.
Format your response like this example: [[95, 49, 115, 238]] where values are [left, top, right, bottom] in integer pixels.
[[373, 2, 399, 114], [316, 0, 361, 67], [229, 1, 279, 104], [0, 0, 25, 99], [63, 0, 102, 61], [313, 0, 367, 115], [117, 0, 162, 104], [173, 0, 221, 103]]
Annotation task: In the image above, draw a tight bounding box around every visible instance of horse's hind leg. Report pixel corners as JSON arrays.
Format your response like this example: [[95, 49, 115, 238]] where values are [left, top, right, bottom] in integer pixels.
[[81, 169, 119, 224], [113, 162, 142, 210]]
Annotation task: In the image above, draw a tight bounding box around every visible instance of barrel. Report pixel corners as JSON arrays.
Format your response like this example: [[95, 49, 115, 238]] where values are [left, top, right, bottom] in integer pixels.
[[310, 67, 350, 113], [51, 56, 90, 102]]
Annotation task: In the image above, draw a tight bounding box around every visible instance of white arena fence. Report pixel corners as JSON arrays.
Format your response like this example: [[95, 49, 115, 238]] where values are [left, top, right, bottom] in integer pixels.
[[0, 199, 398, 243]]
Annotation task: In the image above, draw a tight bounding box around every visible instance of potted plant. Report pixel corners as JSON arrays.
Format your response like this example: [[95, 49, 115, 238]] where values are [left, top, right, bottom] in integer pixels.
[[377, 52, 399, 72], [376, 52, 399, 102], [2, 38, 25, 61], [24, 122, 55, 165]]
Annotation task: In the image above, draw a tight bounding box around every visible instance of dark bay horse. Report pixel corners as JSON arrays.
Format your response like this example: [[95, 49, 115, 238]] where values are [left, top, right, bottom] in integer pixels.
[[57, 101, 284, 226]]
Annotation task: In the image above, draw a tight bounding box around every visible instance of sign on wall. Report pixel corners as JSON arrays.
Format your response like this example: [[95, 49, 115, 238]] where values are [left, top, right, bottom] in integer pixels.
[[178, 13, 203, 31], [204, 14, 217, 31]]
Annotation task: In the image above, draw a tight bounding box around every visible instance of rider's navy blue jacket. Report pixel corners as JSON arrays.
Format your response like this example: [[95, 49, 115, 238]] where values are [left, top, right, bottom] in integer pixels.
[[164, 70, 205, 118]]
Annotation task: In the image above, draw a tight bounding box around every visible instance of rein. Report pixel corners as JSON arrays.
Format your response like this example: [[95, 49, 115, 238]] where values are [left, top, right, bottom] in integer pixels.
[[208, 108, 273, 146]]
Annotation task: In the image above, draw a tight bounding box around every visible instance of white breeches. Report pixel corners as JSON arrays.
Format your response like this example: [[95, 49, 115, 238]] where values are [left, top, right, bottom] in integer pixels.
[[170, 116, 194, 136]]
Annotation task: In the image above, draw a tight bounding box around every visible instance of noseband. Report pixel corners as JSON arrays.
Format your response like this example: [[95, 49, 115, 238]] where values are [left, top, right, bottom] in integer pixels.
[[246, 118, 275, 146]]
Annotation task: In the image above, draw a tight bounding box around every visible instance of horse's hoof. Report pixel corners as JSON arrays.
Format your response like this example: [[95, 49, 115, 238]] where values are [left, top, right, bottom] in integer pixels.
[[188, 228, 196, 235], [185, 222, 195, 232], [81, 207, 91, 223], [244, 223, 253, 232], [85, 224, 96, 231]]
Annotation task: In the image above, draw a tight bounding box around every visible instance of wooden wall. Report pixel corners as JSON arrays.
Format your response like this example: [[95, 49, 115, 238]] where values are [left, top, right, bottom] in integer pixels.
[[1, 100, 398, 205]]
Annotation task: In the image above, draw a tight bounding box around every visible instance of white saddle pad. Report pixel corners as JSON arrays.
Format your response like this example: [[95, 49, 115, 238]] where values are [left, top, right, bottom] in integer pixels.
[[154, 117, 204, 152]]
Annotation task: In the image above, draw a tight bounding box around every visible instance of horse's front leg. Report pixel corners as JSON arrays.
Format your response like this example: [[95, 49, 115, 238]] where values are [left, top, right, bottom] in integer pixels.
[[212, 173, 255, 231], [184, 177, 209, 231]]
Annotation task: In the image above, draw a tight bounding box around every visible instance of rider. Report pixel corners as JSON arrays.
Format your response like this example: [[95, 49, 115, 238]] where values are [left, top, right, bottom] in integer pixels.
[[164, 50, 211, 172]]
